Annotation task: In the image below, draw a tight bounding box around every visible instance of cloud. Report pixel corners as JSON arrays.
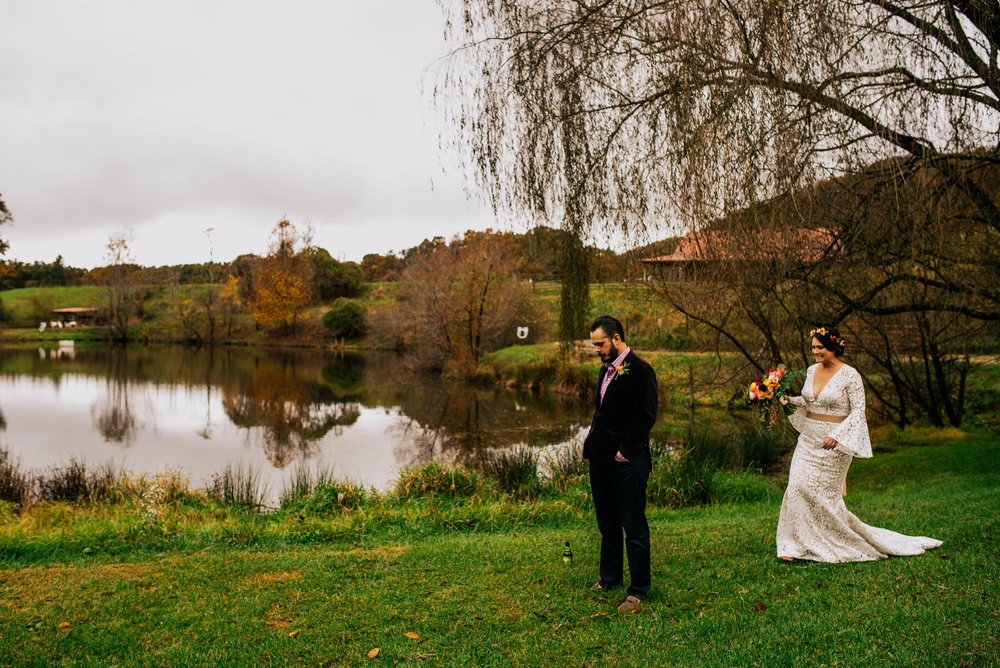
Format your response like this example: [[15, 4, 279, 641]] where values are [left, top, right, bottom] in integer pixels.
[[0, 0, 492, 267]]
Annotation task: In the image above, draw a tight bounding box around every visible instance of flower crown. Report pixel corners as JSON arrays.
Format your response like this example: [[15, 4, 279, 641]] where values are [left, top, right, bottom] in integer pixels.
[[810, 327, 846, 348]]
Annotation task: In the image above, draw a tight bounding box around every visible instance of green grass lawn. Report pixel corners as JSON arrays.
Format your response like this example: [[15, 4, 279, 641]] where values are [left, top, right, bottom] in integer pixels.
[[1, 435, 996, 666], [0, 286, 105, 325]]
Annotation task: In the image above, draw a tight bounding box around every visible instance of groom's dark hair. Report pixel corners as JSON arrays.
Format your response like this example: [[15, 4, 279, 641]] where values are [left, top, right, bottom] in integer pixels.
[[590, 315, 625, 342]]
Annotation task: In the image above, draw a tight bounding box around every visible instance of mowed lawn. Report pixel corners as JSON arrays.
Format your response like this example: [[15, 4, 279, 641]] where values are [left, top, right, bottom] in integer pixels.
[[1, 436, 997, 667]]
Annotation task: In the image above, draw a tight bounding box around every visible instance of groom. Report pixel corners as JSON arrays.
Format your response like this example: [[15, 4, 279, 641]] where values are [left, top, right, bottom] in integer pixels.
[[583, 315, 658, 613]]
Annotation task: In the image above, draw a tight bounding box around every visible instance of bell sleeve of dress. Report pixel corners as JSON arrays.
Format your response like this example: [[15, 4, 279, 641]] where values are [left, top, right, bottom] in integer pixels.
[[784, 367, 811, 433], [785, 393, 808, 433], [828, 367, 873, 458]]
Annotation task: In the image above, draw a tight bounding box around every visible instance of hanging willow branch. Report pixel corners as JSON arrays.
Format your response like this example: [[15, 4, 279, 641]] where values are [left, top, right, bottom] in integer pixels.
[[432, 0, 999, 233]]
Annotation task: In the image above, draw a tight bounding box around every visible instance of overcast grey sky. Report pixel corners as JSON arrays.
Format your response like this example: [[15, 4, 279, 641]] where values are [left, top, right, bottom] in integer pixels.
[[0, 0, 496, 268]]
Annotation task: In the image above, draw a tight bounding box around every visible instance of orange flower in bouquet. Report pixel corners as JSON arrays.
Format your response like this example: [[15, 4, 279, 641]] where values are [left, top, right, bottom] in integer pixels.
[[745, 365, 801, 430]]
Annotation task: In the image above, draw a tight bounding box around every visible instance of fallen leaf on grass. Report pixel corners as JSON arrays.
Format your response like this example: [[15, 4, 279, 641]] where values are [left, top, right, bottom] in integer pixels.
[[753, 602, 767, 612], [367, 648, 380, 658], [404, 632, 419, 640], [288, 630, 300, 639], [58, 621, 71, 630], [589, 612, 609, 618]]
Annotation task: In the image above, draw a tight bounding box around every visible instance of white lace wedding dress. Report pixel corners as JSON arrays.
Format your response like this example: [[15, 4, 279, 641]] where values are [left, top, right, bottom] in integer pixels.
[[776, 363, 942, 562]]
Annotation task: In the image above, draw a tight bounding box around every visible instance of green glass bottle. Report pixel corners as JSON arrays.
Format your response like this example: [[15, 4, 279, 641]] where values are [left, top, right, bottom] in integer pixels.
[[562, 540, 573, 566]]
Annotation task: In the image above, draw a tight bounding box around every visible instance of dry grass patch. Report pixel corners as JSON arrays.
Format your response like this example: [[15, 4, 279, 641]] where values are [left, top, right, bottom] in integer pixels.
[[0, 563, 160, 611], [263, 602, 296, 629], [245, 570, 303, 587], [344, 545, 407, 560]]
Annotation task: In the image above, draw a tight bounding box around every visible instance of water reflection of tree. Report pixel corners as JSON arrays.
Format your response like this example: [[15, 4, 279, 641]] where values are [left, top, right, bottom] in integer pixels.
[[91, 346, 137, 445], [364, 352, 591, 471], [222, 357, 361, 467]]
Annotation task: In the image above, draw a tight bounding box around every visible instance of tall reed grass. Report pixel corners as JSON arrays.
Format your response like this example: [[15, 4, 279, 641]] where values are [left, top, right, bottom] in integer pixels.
[[648, 447, 716, 508], [0, 452, 196, 511], [208, 463, 269, 511], [684, 425, 789, 472], [0, 449, 31, 509], [537, 443, 588, 493], [394, 461, 482, 499], [280, 463, 339, 506], [647, 425, 792, 507], [37, 459, 90, 502], [482, 447, 541, 498], [280, 463, 366, 512], [0, 424, 791, 519]]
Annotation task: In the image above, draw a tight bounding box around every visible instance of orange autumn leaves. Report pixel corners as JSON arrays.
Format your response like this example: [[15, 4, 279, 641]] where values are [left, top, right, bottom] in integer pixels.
[[249, 218, 313, 333], [367, 631, 421, 659]]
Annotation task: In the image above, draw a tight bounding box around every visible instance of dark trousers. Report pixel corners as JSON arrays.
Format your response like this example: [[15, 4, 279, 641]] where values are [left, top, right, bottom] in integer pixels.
[[589, 448, 651, 599]]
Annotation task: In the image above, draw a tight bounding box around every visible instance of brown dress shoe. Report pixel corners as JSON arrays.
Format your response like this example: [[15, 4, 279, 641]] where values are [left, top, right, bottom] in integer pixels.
[[590, 582, 605, 591], [617, 595, 643, 613]]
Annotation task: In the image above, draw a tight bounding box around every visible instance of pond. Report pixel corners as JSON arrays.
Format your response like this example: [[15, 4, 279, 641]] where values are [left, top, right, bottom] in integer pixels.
[[0, 344, 593, 504]]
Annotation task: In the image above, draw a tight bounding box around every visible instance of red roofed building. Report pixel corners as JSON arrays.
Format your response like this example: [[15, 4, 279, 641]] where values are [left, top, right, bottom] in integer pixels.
[[641, 227, 840, 281]]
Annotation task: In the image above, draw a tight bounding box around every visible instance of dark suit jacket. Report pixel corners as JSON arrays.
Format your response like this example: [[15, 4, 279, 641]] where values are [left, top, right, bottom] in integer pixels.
[[583, 349, 659, 463]]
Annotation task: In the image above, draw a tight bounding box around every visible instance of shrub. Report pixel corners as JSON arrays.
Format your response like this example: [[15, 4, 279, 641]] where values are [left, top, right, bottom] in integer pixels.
[[394, 461, 481, 500], [322, 298, 367, 339]]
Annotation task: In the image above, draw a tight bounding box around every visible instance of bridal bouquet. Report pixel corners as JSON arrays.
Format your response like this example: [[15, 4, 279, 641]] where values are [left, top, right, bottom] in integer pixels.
[[746, 365, 800, 431]]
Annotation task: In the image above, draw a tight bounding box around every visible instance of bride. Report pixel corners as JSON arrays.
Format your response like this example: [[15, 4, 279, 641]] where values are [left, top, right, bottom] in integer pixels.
[[776, 326, 942, 562]]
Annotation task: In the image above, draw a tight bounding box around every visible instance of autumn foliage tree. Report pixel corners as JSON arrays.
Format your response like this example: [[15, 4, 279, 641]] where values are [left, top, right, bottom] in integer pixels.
[[249, 219, 313, 334], [372, 230, 542, 375]]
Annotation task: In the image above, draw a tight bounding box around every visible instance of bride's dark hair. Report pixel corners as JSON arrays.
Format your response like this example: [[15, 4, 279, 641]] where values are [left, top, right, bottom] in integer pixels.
[[810, 325, 846, 357]]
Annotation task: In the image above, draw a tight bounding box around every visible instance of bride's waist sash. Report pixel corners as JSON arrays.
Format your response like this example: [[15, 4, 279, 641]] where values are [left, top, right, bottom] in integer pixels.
[[806, 411, 846, 424]]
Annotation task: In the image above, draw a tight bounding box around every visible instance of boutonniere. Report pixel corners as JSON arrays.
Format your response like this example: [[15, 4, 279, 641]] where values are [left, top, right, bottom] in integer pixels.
[[614, 362, 630, 377]]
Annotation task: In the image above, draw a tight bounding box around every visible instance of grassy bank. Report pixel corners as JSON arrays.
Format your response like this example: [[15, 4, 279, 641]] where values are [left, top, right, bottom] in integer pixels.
[[479, 344, 756, 437], [1, 281, 686, 350], [0, 433, 996, 666]]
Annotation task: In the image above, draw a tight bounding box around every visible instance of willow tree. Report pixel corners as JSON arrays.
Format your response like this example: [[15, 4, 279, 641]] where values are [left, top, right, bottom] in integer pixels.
[[436, 0, 997, 236], [435, 0, 999, 423]]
